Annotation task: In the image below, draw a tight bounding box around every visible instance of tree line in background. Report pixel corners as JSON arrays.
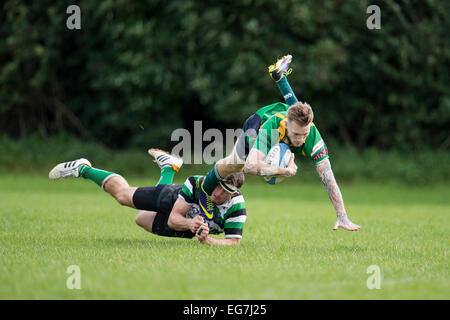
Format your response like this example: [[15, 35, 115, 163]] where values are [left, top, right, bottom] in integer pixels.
[[1, 0, 449, 151]]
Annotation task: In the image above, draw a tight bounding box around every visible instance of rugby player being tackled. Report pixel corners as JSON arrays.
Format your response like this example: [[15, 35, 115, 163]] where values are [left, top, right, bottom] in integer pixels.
[[201, 55, 360, 231], [48, 149, 246, 245]]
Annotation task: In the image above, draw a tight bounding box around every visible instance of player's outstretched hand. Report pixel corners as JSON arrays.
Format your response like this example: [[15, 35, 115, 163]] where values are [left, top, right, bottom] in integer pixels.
[[280, 154, 297, 177], [196, 223, 209, 243], [333, 216, 360, 231], [189, 215, 205, 234]]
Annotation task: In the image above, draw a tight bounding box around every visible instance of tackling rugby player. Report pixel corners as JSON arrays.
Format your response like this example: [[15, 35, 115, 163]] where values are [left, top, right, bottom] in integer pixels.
[[48, 149, 246, 245]]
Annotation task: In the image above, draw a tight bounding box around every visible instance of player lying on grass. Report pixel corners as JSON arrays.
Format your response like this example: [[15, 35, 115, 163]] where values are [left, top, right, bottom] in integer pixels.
[[48, 149, 246, 245], [200, 55, 360, 231]]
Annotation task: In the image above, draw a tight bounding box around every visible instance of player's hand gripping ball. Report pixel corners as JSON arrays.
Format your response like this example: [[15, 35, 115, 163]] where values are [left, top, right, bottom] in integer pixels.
[[263, 142, 292, 184]]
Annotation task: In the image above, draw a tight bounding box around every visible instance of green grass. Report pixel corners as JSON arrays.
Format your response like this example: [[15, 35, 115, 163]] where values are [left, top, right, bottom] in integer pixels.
[[0, 174, 449, 299]]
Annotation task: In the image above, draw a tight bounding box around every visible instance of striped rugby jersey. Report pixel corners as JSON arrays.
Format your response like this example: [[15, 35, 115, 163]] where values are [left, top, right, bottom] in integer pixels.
[[178, 175, 247, 239]]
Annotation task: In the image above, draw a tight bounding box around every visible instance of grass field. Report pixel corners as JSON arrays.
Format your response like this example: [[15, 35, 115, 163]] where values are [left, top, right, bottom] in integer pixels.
[[0, 174, 448, 299]]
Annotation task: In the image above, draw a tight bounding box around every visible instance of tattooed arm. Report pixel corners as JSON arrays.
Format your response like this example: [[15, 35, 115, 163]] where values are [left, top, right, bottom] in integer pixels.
[[315, 158, 360, 231]]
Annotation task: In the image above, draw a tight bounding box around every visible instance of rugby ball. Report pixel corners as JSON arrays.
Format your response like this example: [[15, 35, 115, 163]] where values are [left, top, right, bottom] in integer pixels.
[[263, 143, 292, 184]]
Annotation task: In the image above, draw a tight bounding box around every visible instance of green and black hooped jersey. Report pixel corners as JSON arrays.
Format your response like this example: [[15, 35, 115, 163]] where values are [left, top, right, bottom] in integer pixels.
[[249, 102, 329, 164], [178, 175, 247, 239]]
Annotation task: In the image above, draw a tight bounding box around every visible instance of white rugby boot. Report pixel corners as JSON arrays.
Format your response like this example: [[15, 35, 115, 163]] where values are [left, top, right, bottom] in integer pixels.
[[148, 148, 183, 172], [49, 158, 92, 180]]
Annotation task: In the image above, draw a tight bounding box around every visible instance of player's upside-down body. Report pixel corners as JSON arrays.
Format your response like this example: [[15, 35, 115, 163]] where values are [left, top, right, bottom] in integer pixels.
[[201, 55, 360, 231]]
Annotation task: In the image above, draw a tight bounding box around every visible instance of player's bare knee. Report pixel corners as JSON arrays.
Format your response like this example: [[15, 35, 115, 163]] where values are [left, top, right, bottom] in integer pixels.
[[135, 211, 145, 226], [135, 211, 155, 233], [217, 162, 243, 177], [221, 153, 240, 166]]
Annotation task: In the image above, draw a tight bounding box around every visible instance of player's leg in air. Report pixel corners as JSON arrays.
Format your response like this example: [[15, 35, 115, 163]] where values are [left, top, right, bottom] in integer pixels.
[[134, 149, 183, 232], [201, 55, 296, 196], [48, 149, 184, 234], [268, 54, 299, 106]]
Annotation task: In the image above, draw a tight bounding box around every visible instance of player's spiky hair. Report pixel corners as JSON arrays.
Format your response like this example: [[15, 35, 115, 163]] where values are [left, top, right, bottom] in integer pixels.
[[287, 102, 314, 126]]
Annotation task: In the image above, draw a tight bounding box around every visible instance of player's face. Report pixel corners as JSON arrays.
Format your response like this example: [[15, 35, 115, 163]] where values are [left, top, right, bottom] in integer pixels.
[[211, 185, 232, 205], [286, 121, 311, 147]]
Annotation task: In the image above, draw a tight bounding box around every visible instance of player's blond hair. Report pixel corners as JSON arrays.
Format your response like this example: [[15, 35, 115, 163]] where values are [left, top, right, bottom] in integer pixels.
[[287, 102, 314, 126]]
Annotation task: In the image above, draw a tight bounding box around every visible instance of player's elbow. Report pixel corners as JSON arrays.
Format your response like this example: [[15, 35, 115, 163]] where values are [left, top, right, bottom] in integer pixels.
[[228, 238, 241, 245]]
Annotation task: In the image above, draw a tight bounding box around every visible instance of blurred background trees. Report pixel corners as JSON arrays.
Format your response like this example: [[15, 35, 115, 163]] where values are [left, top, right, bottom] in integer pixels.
[[1, 0, 449, 152]]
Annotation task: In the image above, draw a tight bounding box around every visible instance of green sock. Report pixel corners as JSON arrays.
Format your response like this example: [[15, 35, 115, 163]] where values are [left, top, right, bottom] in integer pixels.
[[277, 75, 299, 106], [202, 163, 223, 195], [79, 164, 116, 188], [156, 166, 176, 185]]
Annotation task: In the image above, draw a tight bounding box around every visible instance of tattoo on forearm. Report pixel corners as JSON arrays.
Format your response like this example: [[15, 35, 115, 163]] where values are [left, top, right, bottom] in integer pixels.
[[244, 162, 279, 176], [258, 166, 282, 176], [316, 159, 346, 218]]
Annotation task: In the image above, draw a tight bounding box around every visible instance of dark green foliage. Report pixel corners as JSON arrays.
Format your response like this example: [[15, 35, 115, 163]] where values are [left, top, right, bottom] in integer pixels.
[[1, 0, 449, 151]]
